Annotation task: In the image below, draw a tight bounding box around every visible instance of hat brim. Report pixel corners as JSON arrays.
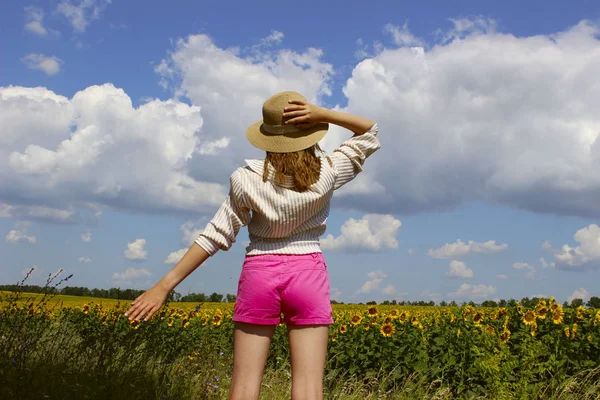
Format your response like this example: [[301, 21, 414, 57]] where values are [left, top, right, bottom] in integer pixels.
[[246, 120, 329, 153]]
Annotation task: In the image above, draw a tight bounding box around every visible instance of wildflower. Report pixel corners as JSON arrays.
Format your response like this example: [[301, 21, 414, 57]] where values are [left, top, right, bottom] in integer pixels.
[[473, 311, 484, 325], [530, 322, 537, 337], [350, 314, 362, 325], [552, 307, 564, 324], [380, 323, 395, 337], [500, 329, 511, 344], [523, 310, 536, 326], [338, 325, 347, 334]]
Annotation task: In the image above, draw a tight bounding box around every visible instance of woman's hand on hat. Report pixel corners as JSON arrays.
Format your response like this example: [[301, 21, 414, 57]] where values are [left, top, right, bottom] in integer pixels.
[[282, 100, 326, 129]]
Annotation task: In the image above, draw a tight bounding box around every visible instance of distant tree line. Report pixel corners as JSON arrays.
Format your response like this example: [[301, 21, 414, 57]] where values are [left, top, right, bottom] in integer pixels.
[[1, 284, 598, 308], [0, 284, 237, 303]]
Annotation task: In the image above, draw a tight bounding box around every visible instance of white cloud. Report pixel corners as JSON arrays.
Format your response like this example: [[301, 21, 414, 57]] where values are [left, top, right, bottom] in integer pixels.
[[381, 284, 397, 295], [437, 16, 498, 43], [428, 239, 508, 259], [496, 274, 508, 280], [0, 203, 77, 223], [449, 283, 497, 299], [112, 267, 151, 281], [446, 260, 474, 279], [24, 6, 59, 37], [21, 54, 63, 76], [340, 20, 600, 217], [540, 257, 556, 269], [357, 270, 387, 294], [407, 248, 415, 256], [549, 224, 600, 269], [81, 231, 92, 243], [567, 288, 591, 303], [321, 214, 402, 252], [5, 221, 36, 244], [57, 0, 111, 33], [542, 240, 552, 250], [124, 239, 147, 260], [164, 248, 187, 264], [513, 262, 535, 270], [384, 23, 425, 47], [78, 257, 92, 263], [1, 84, 227, 219]]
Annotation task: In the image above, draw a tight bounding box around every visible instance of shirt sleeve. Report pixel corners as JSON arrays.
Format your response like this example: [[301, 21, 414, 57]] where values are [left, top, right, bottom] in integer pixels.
[[325, 123, 380, 190], [194, 169, 251, 256]]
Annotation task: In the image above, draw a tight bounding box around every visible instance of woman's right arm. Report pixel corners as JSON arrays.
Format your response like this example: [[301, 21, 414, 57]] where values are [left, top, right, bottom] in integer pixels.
[[283, 100, 375, 135]]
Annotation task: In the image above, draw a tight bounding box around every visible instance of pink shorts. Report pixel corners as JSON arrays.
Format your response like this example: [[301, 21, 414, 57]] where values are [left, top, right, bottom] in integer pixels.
[[232, 253, 334, 326]]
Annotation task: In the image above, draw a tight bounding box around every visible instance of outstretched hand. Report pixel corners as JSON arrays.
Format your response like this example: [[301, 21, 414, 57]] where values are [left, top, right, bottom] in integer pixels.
[[282, 100, 328, 129], [124, 285, 169, 322]]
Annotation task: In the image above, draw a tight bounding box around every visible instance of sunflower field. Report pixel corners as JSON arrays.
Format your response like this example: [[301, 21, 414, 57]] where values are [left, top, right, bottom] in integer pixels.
[[1, 290, 599, 399]]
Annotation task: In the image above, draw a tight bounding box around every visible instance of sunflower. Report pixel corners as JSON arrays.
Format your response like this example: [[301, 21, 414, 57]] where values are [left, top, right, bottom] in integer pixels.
[[339, 325, 347, 334], [523, 310, 536, 325], [130, 319, 140, 330], [550, 302, 559, 312], [212, 313, 223, 326], [552, 307, 564, 324], [399, 311, 409, 323], [516, 303, 523, 315], [350, 314, 363, 325], [473, 311, 484, 324], [450, 313, 456, 323], [463, 305, 474, 320], [168, 317, 174, 327], [530, 322, 537, 337], [380, 323, 395, 337], [384, 316, 393, 324], [367, 306, 378, 316], [497, 308, 508, 318], [564, 326, 570, 338], [390, 309, 400, 318], [182, 318, 190, 329], [82, 304, 90, 314], [489, 311, 498, 320], [370, 316, 379, 325], [571, 323, 578, 339], [500, 329, 511, 344], [536, 306, 548, 319], [594, 311, 600, 327], [576, 306, 585, 320], [485, 326, 496, 335]]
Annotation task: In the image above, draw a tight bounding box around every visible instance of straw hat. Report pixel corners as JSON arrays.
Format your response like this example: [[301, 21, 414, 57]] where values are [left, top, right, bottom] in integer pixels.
[[246, 91, 329, 153]]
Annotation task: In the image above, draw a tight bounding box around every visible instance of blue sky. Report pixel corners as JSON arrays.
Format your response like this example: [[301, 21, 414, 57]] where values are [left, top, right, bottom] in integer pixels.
[[1, 0, 599, 304]]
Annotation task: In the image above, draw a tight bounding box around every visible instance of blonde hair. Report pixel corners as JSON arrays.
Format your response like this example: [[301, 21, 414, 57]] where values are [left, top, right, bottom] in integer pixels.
[[264, 144, 323, 192]]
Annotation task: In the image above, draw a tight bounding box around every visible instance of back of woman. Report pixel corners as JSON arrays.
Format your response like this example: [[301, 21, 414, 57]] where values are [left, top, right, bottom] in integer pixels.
[[125, 91, 380, 400]]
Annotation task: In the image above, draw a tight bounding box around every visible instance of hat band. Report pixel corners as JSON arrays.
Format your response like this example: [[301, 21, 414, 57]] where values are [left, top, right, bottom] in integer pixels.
[[262, 123, 301, 135]]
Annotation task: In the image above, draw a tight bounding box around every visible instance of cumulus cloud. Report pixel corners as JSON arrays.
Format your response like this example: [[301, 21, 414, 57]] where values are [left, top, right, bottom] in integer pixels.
[[5, 221, 36, 244], [78, 257, 92, 263], [24, 6, 59, 37], [428, 239, 508, 259], [567, 288, 590, 303], [384, 23, 425, 47], [112, 267, 151, 282], [381, 284, 397, 295], [513, 262, 535, 270], [340, 19, 600, 217], [57, 0, 111, 33], [81, 231, 92, 243], [446, 260, 474, 279], [547, 224, 600, 269], [540, 257, 556, 269], [321, 214, 402, 252], [0, 84, 227, 219], [164, 248, 187, 265], [357, 270, 387, 294], [21, 54, 63, 76], [124, 239, 147, 260], [449, 283, 497, 299]]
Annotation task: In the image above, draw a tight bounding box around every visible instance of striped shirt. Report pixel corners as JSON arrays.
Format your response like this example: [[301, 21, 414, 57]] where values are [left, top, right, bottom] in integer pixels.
[[195, 123, 380, 256]]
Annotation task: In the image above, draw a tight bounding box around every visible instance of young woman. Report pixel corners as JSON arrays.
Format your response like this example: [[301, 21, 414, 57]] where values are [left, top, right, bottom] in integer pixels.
[[124, 91, 379, 399]]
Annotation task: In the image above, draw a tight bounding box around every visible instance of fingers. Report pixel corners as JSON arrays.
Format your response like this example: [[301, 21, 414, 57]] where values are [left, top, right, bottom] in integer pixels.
[[126, 301, 154, 321], [285, 115, 309, 125], [282, 110, 308, 118], [288, 99, 306, 106]]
